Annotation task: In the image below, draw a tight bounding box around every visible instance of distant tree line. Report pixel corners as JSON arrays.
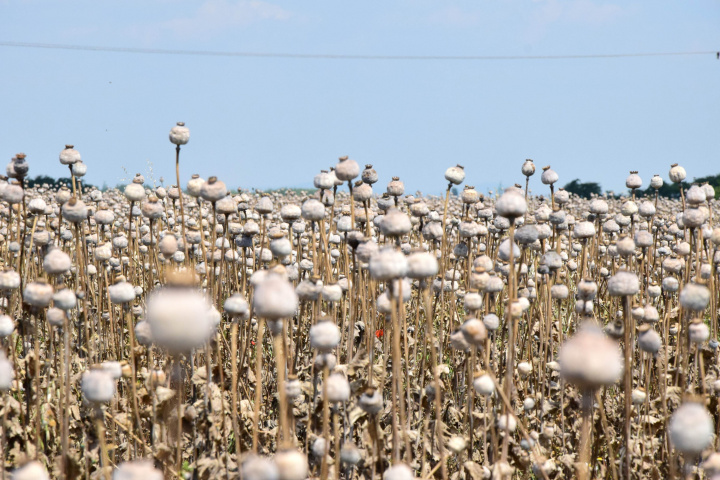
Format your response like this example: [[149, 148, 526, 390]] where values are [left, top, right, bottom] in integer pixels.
[[23, 175, 97, 190], [562, 173, 720, 200]]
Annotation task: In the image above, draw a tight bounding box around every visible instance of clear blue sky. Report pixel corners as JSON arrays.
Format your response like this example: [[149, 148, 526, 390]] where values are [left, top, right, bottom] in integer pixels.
[[1, 1, 718, 195]]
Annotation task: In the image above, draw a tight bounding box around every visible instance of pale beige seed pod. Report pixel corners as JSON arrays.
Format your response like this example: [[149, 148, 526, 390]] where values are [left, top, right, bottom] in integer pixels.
[[169, 122, 190, 146], [358, 387, 383, 414], [444, 164, 465, 185], [11, 461, 49, 480], [668, 163, 686, 184], [383, 464, 415, 480], [380, 208, 411, 237], [109, 278, 136, 304], [81, 368, 116, 404], [200, 176, 227, 203], [23, 281, 54, 308], [187, 174, 205, 197], [274, 448, 308, 480], [0, 350, 14, 392], [495, 189, 526, 219], [369, 247, 408, 280], [59, 144, 81, 165], [460, 317, 487, 346], [334, 156, 360, 181], [680, 282, 710, 312], [113, 460, 164, 480], [309, 319, 341, 352], [669, 401, 713, 455], [607, 270, 639, 296], [650, 174, 663, 189], [253, 274, 298, 320], [540, 166, 558, 185], [625, 171, 642, 189], [558, 324, 623, 388], [521, 159, 535, 177], [62, 197, 88, 223], [325, 373, 350, 403], [43, 247, 72, 275], [241, 455, 279, 480]]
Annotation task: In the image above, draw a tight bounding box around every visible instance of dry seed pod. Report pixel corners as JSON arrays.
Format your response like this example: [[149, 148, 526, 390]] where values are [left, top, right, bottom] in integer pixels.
[[169, 122, 190, 145], [444, 165, 465, 185], [325, 373, 350, 403], [521, 159, 535, 177], [146, 283, 214, 353], [0, 351, 14, 392], [680, 283, 710, 312], [81, 369, 116, 404], [558, 324, 622, 388], [383, 464, 415, 480], [335, 156, 360, 181], [274, 448, 308, 480], [253, 274, 298, 320], [473, 372, 495, 396], [23, 281, 54, 308], [241, 455, 279, 480], [109, 278, 136, 304], [112, 460, 164, 480], [11, 461, 49, 480], [460, 317, 487, 346], [669, 401, 713, 455], [669, 163, 686, 184], [637, 325, 661, 354], [369, 247, 408, 281], [607, 270, 639, 296], [495, 189, 527, 219], [540, 166, 558, 185], [309, 319, 341, 352]]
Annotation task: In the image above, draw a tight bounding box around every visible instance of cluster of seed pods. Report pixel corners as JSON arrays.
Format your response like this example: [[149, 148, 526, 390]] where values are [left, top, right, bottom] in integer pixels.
[[0, 127, 719, 480]]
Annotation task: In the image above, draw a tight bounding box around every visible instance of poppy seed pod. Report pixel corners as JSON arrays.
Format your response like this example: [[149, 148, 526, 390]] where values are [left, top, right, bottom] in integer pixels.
[[444, 165, 465, 185], [650, 174, 663, 189], [497, 239, 520, 262], [146, 284, 214, 353], [23, 281, 54, 308], [81, 369, 116, 404], [369, 247, 408, 281], [380, 208, 411, 237], [322, 284, 343, 302], [558, 325, 623, 388], [688, 319, 710, 344], [335, 156, 360, 181], [460, 317, 487, 346], [497, 414, 517, 432], [668, 163, 686, 184], [314, 171, 335, 190], [473, 372, 495, 396], [540, 166, 558, 185], [340, 443, 363, 466], [187, 175, 205, 197], [159, 235, 178, 256], [669, 402, 713, 455], [280, 204, 301, 222], [383, 464, 415, 480], [353, 182, 373, 202], [241, 455, 279, 480], [607, 270, 639, 296], [274, 448, 308, 480], [253, 274, 298, 320], [169, 122, 190, 145], [362, 164, 378, 184], [309, 320, 341, 351], [62, 197, 87, 223], [0, 350, 14, 391], [200, 176, 227, 203], [71, 161, 87, 177], [285, 376, 302, 399], [301, 199, 325, 221], [680, 283, 710, 312], [515, 225, 538, 245], [325, 373, 350, 402], [224, 292, 249, 318], [43, 248, 72, 275], [0, 314, 14, 338], [53, 288, 76, 311], [407, 251, 438, 279], [10, 461, 49, 480], [112, 460, 164, 480], [358, 387, 383, 414], [625, 171, 642, 190], [141, 196, 163, 219], [495, 190, 527, 219], [637, 325, 661, 353], [109, 278, 136, 304], [521, 159, 535, 177], [134, 321, 153, 346], [573, 221, 595, 239]]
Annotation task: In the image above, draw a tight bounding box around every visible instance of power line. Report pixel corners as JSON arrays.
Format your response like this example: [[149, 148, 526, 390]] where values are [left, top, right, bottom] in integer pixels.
[[0, 40, 717, 61]]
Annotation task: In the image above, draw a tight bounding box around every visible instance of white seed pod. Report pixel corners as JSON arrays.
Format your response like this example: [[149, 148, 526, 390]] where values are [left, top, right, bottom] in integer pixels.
[[241, 455, 279, 480], [689, 320, 710, 344], [253, 274, 298, 320], [0, 314, 15, 337], [558, 325, 622, 388], [169, 122, 190, 145], [521, 159, 535, 177], [638, 201, 656, 218], [134, 321, 153, 346], [112, 460, 164, 480], [100, 361, 123, 380], [0, 270, 20, 291], [631, 388, 646, 405], [679, 283, 710, 312], [285, 376, 302, 399], [406, 251, 438, 279], [380, 208, 412, 237], [47, 308, 65, 327], [669, 402, 713, 455], [322, 284, 343, 302], [607, 270, 639, 296], [668, 163, 686, 184], [59, 145, 81, 165], [340, 443, 363, 466], [637, 325, 661, 353], [358, 388, 383, 414], [573, 221, 595, 239], [523, 397, 536, 411], [187, 175, 205, 197], [62, 197, 87, 223], [517, 362, 533, 375], [444, 165, 465, 185], [23, 281, 54, 308], [362, 164, 378, 184], [460, 318, 487, 346], [464, 292, 483, 311], [386, 177, 404, 197], [369, 247, 408, 281], [495, 190, 527, 219], [274, 448, 308, 480], [309, 320, 341, 352], [325, 373, 350, 403], [301, 199, 325, 222], [383, 464, 415, 480], [550, 284, 569, 300], [124, 182, 146, 203], [224, 293, 249, 318], [314, 171, 335, 190], [650, 174, 663, 189], [483, 313, 500, 331], [473, 373, 495, 396], [200, 176, 227, 203], [53, 288, 77, 311], [335, 157, 360, 181], [625, 171, 642, 189], [497, 414, 517, 432], [109, 280, 136, 304], [10, 461, 49, 480], [311, 437, 327, 458], [540, 166, 558, 185], [0, 351, 14, 392], [146, 286, 214, 353], [81, 369, 116, 404]]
